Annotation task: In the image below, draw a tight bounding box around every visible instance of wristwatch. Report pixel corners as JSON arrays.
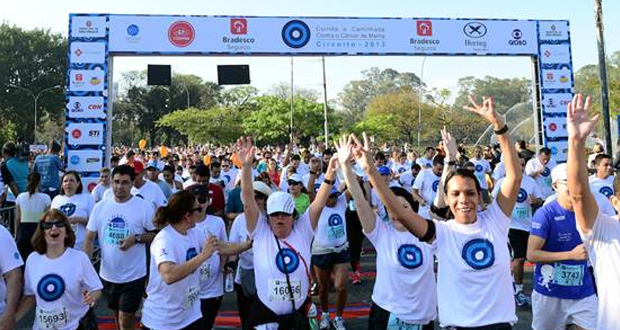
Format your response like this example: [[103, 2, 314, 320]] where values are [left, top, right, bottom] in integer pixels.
[[134, 234, 142, 244]]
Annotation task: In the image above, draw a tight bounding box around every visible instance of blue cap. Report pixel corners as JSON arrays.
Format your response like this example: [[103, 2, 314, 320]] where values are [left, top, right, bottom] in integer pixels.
[[378, 166, 391, 176], [146, 161, 159, 170]]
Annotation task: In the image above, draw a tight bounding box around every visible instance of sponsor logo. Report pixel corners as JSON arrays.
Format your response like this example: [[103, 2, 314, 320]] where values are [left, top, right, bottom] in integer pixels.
[[77, 19, 102, 36], [88, 130, 101, 137], [75, 73, 83, 82], [281, 20, 311, 49], [508, 29, 527, 46], [86, 157, 100, 163], [70, 155, 80, 165], [71, 129, 82, 139], [551, 146, 558, 155], [71, 101, 83, 113], [89, 77, 101, 86], [168, 21, 195, 47], [127, 24, 139, 36], [463, 22, 487, 38], [549, 123, 558, 131], [416, 20, 432, 36], [74, 48, 83, 57], [230, 18, 247, 35]]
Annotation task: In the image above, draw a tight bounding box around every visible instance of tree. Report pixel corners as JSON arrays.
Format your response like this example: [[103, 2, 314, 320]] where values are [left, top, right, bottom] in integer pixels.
[[158, 107, 246, 145], [337, 67, 423, 126], [575, 50, 620, 120], [0, 23, 67, 142]]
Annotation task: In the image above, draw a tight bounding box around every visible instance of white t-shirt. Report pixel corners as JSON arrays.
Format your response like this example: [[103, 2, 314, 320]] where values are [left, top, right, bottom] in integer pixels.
[[52, 193, 95, 250], [434, 201, 516, 327], [86, 196, 155, 283], [492, 176, 542, 232], [91, 183, 109, 203], [416, 157, 433, 169], [0, 226, 23, 315], [250, 211, 314, 316], [365, 215, 437, 324], [221, 168, 239, 192], [230, 214, 253, 271], [412, 169, 441, 219], [578, 212, 620, 330], [133, 181, 167, 211], [24, 248, 102, 330], [311, 195, 348, 254], [195, 215, 227, 299], [142, 225, 203, 330], [492, 161, 506, 181], [370, 188, 388, 222], [16, 192, 51, 223], [470, 158, 492, 190], [391, 162, 409, 176], [398, 171, 416, 193], [525, 157, 556, 199], [589, 174, 614, 199]]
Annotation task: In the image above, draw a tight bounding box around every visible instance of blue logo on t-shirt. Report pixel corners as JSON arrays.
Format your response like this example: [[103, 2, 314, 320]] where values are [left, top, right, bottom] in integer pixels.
[[541, 167, 551, 177], [328, 214, 343, 227], [275, 247, 299, 274], [58, 203, 76, 217], [37, 274, 65, 302], [397, 244, 423, 270], [516, 189, 528, 203], [186, 248, 198, 261], [398, 167, 406, 174], [599, 186, 613, 198], [462, 239, 495, 270], [432, 180, 439, 192], [475, 164, 483, 172]]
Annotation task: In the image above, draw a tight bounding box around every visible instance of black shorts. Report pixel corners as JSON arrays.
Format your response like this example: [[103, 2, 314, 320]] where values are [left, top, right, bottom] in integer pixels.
[[368, 301, 434, 330], [103, 276, 146, 313], [508, 229, 529, 260], [311, 249, 350, 270]]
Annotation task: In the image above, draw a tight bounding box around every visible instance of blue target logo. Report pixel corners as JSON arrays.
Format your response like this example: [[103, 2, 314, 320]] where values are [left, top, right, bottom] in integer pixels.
[[275, 247, 300, 274], [599, 186, 613, 198], [397, 244, 423, 270], [186, 247, 198, 261], [59, 203, 76, 217], [328, 214, 343, 227], [475, 164, 483, 172], [37, 274, 66, 302], [398, 167, 406, 173], [432, 180, 439, 192], [127, 24, 139, 36], [516, 188, 528, 203], [224, 175, 231, 184], [282, 20, 311, 49], [541, 167, 551, 177], [462, 239, 495, 270]]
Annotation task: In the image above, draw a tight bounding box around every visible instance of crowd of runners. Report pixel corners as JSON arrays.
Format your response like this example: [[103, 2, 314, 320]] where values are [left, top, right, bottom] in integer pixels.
[[0, 94, 619, 330]]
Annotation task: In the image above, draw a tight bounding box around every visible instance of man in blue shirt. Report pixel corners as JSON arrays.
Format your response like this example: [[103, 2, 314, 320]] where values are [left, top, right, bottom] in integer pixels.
[[0, 142, 29, 198], [33, 140, 65, 198], [527, 163, 597, 330]]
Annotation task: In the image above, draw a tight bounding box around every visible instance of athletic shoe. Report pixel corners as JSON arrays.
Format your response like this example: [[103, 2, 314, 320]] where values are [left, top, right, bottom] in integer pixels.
[[319, 312, 330, 330], [515, 290, 531, 307], [311, 282, 319, 296], [350, 270, 362, 285], [332, 316, 346, 330]]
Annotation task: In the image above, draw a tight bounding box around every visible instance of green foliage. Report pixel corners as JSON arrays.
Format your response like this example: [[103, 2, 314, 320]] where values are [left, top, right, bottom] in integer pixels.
[[158, 107, 245, 145], [575, 51, 620, 118], [0, 119, 17, 147]]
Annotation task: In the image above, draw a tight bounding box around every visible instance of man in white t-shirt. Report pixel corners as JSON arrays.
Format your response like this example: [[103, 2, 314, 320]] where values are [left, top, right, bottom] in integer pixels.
[[0, 225, 23, 330], [133, 161, 167, 210], [567, 94, 620, 330], [91, 168, 110, 203], [398, 163, 421, 193], [415, 147, 435, 169], [411, 156, 444, 219], [525, 147, 557, 199], [83, 164, 156, 330], [470, 146, 493, 204], [588, 153, 614, 199]]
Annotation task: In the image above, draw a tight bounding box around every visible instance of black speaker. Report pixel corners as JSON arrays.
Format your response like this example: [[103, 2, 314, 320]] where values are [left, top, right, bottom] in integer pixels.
[[147, 65, 171, 85], [217, 65, 250, 85]]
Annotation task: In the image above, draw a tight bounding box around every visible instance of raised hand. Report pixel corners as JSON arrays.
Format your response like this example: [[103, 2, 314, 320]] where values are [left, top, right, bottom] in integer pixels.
[[235, 137, 255, 166], [335, 135, 354, 167], [350, 132, 374, 172], [202, 235, 219, 260], [464, 96, 504, 129], [441, 127, 458, 161], [567, 94, 599, 142]]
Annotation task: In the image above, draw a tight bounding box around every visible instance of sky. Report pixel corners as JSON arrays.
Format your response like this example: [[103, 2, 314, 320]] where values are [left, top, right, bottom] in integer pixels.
[[1, 0, 619, 102]]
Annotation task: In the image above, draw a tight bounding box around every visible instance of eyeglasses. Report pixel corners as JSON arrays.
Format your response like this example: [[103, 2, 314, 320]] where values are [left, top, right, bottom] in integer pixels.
[[40, 220, 66, 230], [288, 181, 301, 186]]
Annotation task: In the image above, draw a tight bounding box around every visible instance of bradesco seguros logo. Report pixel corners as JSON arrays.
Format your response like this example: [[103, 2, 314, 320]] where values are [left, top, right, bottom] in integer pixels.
[[410, 20, 440, 51], [223, 18, 256, 51], [168, 21, 195, 47]]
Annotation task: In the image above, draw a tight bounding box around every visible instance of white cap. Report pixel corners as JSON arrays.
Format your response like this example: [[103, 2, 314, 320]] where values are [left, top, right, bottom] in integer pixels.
[[252, 181, 273, 197], [288, 173, 303, 183], [266, 191, 296, 215], [551, 163, 567, 183]]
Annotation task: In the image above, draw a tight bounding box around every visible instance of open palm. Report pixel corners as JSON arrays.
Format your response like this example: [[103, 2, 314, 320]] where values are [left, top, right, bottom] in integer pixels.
[[350, 133, 373, 171], [464, 95, 503, 127], [235, 137, 255, 166], [567, 94, 599, 141]]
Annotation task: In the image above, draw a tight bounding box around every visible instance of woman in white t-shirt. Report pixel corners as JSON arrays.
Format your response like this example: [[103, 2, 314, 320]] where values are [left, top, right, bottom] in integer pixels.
[[51, 171, 95, 250], [16, 209, 103, 330], [15, 172, 51, 260], [236, 137, 336, 330], [352, 96, 521, 329], [336, 137, 437, 329]]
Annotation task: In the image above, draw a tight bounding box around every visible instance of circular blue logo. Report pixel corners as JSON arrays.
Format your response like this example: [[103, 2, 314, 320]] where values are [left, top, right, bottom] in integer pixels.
[[37, 274, 65, 302], [59, 203, 76, 217], [398, 167, 406, 174], [186, 247, 198, 261], [541, 167, 551, 177], [516, 188, 528, 203], [599, 186, 613, 198], [275, 247, 299, 274], [432, 180, 439, 192], [127, 24, 139, 36], [397, 244, 423, 270], [462, 239, 495, 270], [13, 252, 20, 260], [475, 164, 483, 172], [282, 20, 311, 49], [551, 147, 558, 155], [328, 214, 343, 227], [70, 155, 80, 165], [224, 175, 231, 185]]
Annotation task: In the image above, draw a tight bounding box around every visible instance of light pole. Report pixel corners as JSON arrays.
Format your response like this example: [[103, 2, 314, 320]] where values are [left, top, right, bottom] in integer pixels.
[[417, 56, 427, 149], [8, 84, 62, 143]]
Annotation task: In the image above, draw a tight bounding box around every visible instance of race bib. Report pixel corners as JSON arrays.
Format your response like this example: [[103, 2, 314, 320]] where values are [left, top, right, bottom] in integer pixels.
[[553, 263, 584, 287], [268, 279, 302, 302], [185, 286, 199, 309], [513, 206, 531, 220], [327, 225, 345, 241], [199, 264, 211, 281], [36, 307, 68, 329], [387, 313, 422, 330]]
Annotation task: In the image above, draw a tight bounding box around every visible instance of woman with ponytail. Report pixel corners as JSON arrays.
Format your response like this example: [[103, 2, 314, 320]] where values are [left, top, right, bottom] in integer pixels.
[[15, 172, 51, 260]]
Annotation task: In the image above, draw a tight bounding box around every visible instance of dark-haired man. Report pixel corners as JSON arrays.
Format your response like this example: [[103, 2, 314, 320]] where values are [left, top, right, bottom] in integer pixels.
[[33, 140, 65, 198], [588, 154, 614, 199], [525, 147, 557, 199], [412, 155, 444, 219], [196, 164, 225, 217]]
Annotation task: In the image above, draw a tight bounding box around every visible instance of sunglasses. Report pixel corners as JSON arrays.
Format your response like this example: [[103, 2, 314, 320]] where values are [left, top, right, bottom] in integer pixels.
[[288, 180, 301, 186], [40, 220, 66, 230]]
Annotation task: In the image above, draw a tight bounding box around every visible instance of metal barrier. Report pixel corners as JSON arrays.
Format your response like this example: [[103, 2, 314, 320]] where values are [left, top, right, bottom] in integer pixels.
[[0, 205, 16, 235]]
